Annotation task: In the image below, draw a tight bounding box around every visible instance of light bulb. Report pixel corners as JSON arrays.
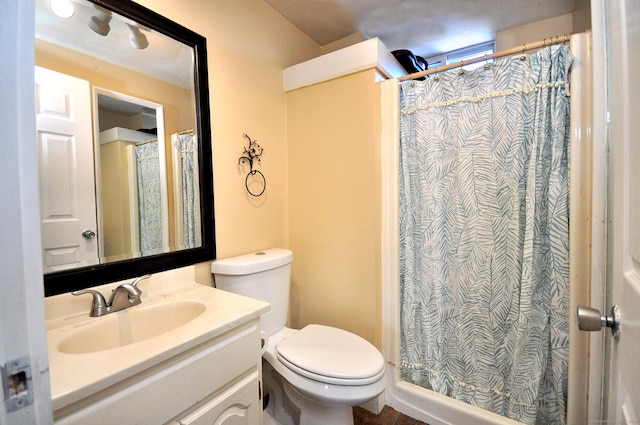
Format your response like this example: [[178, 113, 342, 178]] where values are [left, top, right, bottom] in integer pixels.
[[51, 0, 74, 18]]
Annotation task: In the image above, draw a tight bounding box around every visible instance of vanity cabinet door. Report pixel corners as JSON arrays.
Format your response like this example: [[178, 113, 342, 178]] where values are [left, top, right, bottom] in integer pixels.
[[174, 372, 261, 425], [54, 320, 262, 425]]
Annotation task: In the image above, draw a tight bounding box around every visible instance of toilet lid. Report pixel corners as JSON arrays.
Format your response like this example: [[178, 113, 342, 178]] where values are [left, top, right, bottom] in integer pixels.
[[276, 324, 384, 383]]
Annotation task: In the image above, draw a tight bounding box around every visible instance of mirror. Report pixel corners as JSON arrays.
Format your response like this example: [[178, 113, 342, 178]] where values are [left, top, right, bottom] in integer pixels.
[[36, 0, 215, 296]]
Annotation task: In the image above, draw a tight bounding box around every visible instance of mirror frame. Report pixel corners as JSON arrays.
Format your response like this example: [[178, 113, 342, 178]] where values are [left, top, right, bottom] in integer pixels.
[[43, 0, 215, 296]]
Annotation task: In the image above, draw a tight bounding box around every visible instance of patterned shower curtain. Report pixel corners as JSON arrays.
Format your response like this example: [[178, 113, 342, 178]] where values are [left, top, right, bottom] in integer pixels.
[[399, 46, 572, 425], [135, 140, 163, 256], [174, 132, 201, 248]]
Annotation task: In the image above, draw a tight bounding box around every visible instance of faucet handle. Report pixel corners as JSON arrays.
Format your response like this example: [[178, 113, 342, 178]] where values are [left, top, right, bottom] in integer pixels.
[[131, 274, 152, 288], [107, 275, 149, 311], [72, 289, 109, 317]]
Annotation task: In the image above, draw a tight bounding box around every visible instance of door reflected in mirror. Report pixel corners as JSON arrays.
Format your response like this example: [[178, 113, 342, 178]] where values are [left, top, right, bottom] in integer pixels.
[[35, 0, 214, 295]]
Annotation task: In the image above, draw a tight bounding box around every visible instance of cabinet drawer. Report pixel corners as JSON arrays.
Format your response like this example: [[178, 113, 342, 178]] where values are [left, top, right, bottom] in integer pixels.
[[55, 320, 260, 425], [173, 372, 260, 425]]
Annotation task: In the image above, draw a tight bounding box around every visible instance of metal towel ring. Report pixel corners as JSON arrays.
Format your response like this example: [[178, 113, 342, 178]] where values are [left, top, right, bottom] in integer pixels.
[[245, 169, 266, 197]]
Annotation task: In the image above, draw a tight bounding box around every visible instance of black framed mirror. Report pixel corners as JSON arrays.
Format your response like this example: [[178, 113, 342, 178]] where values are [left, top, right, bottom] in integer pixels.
[[37, 0, 215, 296]]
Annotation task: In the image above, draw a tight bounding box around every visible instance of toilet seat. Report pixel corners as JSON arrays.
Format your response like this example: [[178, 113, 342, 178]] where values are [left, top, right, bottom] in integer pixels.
[[276, 324, 385, 385]]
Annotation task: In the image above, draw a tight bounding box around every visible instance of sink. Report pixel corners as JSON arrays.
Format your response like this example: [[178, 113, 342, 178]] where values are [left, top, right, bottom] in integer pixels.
[[58, 300, 206, 354]]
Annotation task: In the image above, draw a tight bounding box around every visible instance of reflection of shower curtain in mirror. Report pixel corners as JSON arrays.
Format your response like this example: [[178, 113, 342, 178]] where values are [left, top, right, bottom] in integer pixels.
[[174, 132, 201, 248], [135, 141, 163, 255]]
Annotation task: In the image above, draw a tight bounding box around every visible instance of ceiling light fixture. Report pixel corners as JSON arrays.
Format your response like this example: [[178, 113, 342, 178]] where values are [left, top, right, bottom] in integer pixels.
[[50, 0, 74, 18], [127, 24, 149, 49], [88, 7, 112, 36]]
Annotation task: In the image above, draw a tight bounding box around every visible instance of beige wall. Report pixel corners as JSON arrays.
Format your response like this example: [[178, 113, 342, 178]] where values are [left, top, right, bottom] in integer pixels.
[[287, 69, 382, 347], [100, 141, 134, 260]]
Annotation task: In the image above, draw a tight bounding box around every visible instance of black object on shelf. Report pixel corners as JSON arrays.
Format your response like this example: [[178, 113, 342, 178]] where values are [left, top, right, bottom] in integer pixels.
[[392, 49, 428, 80]]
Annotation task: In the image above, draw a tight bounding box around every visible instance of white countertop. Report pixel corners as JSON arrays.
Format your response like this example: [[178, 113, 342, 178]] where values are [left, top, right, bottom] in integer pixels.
[[46, 272, 269, 412]]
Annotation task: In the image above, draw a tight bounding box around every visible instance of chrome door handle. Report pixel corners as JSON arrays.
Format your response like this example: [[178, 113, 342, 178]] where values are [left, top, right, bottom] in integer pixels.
[[577, 305, 620, 340], [82, 229, 96, 239]]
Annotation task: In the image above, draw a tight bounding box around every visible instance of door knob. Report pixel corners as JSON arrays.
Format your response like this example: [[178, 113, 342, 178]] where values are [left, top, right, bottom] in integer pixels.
[[82, 229, 96, 239], [577, 305, 620, 340]]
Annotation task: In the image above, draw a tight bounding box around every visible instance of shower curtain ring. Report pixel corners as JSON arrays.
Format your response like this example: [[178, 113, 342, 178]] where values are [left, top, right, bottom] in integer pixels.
[[520, 43, 527, 60]]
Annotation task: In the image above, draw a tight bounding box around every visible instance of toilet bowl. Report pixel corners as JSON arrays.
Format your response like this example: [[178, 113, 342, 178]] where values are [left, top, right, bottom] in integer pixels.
[[211, 249, 386, 425], [263, 327, 386, 425]]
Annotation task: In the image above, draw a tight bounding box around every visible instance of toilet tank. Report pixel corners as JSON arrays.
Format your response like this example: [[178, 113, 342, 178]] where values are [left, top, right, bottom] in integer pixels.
[[211, 248, 293, 337]]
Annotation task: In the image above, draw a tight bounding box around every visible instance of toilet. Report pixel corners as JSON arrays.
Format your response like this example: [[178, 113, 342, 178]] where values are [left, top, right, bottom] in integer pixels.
[[210, 248, 386, 425]]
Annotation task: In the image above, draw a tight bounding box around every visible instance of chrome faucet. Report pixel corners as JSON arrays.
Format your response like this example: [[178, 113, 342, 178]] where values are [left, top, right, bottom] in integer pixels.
[[72, 275, 151, 317]]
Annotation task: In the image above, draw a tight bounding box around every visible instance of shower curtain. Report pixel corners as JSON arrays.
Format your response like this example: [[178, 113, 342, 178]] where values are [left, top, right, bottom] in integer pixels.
[[135, 141, 163, 255], [174, 132, 201, 248], [399, 45, 572, 425]]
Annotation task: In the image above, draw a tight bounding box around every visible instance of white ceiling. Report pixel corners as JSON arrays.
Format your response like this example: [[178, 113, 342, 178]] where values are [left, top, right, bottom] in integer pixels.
[[263, 0, 576, 58]]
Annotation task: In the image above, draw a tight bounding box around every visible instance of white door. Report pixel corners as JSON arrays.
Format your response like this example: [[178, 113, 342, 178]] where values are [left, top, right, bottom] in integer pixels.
[[601, 0, 640, 421], [35, 67, 99, 272]]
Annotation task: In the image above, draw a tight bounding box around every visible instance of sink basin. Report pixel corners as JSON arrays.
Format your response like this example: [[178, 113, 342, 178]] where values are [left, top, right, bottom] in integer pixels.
[[58, 300, 206, 354]]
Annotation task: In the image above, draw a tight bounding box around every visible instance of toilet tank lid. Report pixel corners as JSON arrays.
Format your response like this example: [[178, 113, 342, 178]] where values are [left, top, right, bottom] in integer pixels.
[[211, 248, 293, 275]]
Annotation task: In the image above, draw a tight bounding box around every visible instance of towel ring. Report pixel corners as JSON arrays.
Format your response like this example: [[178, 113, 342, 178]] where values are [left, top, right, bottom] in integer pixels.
[[245, 170, 266, 197]]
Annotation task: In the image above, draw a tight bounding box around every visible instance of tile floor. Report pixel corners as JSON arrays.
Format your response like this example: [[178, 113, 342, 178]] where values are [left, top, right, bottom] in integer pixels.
[[353, 406, 429, 425]]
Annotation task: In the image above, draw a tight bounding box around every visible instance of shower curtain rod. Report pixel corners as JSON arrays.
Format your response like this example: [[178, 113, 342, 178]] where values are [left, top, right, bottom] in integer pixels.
[[398, 33, 572, 81], [135, 137, 158, 146]]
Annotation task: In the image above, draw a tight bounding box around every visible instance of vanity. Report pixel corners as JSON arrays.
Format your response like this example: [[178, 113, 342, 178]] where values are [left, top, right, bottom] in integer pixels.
[[46, 268, 269, 424]]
